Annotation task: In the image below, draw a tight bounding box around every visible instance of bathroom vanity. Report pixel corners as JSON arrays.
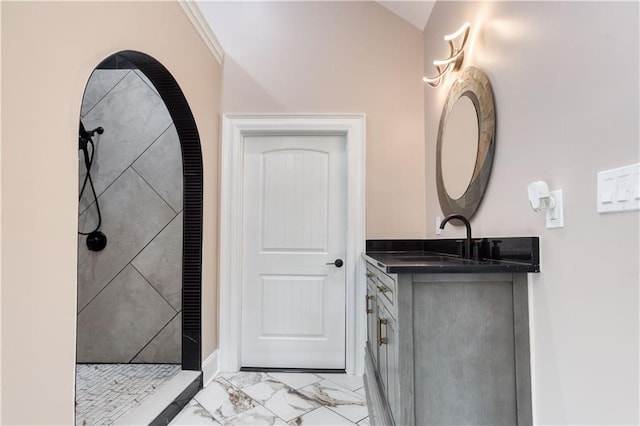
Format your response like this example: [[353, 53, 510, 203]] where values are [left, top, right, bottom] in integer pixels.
[[363, 238, 539, 426]]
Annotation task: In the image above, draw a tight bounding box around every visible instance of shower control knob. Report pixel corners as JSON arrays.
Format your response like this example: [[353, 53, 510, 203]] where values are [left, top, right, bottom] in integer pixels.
[[86, 231, 107, 252], [326, 259, 344, 268]]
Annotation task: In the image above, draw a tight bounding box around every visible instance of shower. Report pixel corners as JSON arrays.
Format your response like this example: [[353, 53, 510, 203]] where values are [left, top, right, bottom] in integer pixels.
[[75, 57, 186, 425], [78, 120, 107, 251], [74, 51, 203, 425]]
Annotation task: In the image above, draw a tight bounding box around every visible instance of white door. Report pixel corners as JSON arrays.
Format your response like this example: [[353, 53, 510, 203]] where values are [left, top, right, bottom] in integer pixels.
[[241, 134, 347, 369]]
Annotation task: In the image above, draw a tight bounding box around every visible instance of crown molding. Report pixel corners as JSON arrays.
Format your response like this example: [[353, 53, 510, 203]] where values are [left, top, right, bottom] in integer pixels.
[[178, 0, 225, 64]]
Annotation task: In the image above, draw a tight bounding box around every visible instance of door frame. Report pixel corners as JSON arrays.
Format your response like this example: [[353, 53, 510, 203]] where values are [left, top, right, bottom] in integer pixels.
[[219, 114, 366, 374]]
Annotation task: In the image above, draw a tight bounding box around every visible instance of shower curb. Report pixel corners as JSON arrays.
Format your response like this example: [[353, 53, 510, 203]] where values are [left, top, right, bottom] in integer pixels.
[[114, 370, 202, 426]]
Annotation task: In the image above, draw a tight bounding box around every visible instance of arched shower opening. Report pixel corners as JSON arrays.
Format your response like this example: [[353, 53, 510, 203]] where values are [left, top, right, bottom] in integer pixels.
[[75, 51, 203, 425]]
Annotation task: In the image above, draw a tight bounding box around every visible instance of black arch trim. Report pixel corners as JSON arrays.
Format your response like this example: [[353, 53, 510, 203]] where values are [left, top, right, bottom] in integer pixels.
[[116, 50, 203, 371]]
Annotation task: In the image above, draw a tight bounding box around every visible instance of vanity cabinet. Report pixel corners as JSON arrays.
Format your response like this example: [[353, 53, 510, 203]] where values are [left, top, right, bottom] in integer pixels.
[[365, 262, 411, 426], [363, 260, 533, 426]]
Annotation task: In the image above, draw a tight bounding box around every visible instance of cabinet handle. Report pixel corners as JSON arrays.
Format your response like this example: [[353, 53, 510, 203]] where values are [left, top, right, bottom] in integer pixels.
[[366, 272, 375, 278], [377, 285, 388, 293], [365, 295, 374, 314], [377, 317, 388, 346]]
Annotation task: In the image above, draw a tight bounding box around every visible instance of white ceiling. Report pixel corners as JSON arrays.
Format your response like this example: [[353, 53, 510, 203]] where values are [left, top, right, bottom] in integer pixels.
[[376, 1, 435, 31]]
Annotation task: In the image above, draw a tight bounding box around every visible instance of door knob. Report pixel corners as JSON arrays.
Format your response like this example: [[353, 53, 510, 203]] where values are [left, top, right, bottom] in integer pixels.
[[326, 258, 344, 268]]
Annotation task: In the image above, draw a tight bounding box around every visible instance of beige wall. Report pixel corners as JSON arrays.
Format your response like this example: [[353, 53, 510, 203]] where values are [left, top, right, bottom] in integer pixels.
[[424, 1, 639, 423], [0, 1, 221, 424], [0, 3, 3, 421], [199, 1, 426, 239]]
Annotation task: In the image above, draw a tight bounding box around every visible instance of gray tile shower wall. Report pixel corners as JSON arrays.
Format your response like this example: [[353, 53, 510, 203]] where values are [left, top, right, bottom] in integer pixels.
[[77, 70, 182, 363]]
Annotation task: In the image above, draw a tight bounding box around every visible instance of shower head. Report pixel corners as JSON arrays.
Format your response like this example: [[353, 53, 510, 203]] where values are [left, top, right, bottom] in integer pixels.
[[79, 121, 104, 138], [79, 121, 104, 150]]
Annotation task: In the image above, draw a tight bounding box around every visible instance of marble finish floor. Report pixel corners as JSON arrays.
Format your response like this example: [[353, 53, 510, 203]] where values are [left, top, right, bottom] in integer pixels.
[[75, 363, 181, 425], [171, 372, 370, 425]]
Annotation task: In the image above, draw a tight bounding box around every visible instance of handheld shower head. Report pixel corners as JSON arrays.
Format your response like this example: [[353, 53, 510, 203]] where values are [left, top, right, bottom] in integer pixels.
[[79, 121, 104, 142], [78, 119, 107, 251]]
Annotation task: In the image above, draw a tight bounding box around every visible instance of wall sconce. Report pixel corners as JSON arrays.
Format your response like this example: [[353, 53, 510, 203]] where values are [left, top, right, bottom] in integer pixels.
[[423, 22, 471, 88], [528, 181, 564, 228]]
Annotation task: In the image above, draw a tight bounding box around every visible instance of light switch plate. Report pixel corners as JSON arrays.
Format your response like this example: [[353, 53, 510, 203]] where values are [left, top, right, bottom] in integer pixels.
[[597, 163, 640, 213]]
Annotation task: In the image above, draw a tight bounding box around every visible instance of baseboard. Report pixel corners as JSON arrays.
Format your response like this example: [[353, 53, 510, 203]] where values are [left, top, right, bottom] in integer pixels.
[[202, 350, 219, 386]]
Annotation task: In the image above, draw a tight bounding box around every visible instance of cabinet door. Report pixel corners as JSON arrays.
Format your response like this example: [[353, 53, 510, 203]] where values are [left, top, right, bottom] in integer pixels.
[[377, 303, 388, 395], [378, 302, 399, 420], [385, 309, 399, 422], [367, 281, 378, 364]]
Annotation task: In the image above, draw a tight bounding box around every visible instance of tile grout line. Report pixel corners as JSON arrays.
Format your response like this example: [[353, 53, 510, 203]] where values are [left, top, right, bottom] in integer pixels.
[[132, 69, 162, 98], [82, 70, 132, 118], [128, 207, 181, 274], [129, 306, 182, 365], [189, 372, 369, 424], [130, 262, 180, 315], [77, 156, 120, 218], [77, 161, 134, 217], [223, 373, 362, 425], [326, 404, 365, 425], [77, 208, 179, 315], [77, 210, 178, 316], [77, 120, 173, 217], [77, 262, 124, 316], [263, 404, 289, 425], [211, 375, 307, 425], [130, 166, 180, 215], [314, 376, 369, 423], [120, 121, 176, 214], [79, 69, 173, 219], [130, 122, 173, 166], [77, 134, 107, 221], [75, 364, 181, 426]]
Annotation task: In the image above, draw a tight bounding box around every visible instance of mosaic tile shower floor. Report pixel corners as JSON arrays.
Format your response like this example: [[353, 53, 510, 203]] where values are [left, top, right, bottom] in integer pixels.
[[171, 371, 370, 425], [75, 363, 180, 425]]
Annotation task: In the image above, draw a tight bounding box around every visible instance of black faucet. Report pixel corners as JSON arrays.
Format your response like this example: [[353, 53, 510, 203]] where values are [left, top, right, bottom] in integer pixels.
[[439, 214, 473, 259]]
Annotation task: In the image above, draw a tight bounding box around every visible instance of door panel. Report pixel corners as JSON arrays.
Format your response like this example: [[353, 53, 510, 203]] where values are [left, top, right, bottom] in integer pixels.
[[260, 275, 326, 337], [241, 135, 347, 369], [261, 150, 328, 251]]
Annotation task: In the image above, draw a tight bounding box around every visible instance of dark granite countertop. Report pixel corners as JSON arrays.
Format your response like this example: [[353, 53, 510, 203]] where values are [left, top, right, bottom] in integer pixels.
[[365, 237, 540, 274]]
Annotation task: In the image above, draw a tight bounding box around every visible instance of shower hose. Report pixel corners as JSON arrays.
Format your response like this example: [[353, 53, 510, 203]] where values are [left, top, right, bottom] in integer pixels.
[[78, 121, 107, 251]]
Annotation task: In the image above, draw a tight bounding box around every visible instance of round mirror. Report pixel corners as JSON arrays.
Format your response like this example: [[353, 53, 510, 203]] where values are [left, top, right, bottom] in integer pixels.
[[436, 66, 496, 219], [441, 95, 479, 200]]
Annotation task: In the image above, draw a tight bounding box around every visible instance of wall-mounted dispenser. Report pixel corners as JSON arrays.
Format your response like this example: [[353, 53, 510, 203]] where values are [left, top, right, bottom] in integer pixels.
[[528, 180, 564, 228]]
